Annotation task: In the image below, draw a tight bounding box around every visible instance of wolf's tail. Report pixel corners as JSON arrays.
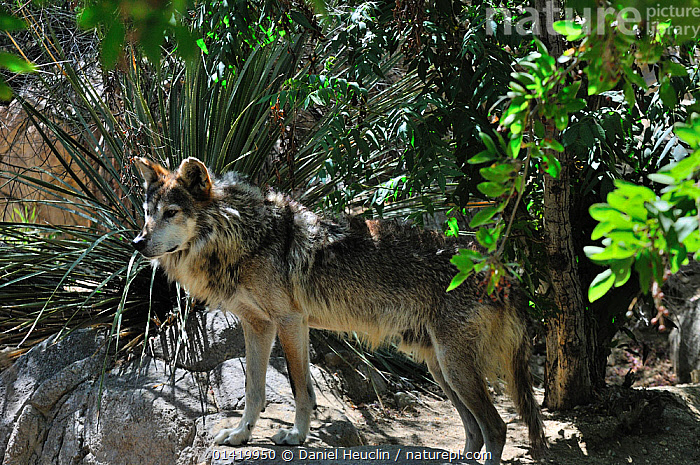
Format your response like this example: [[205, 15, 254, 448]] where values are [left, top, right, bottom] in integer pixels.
[[507, 329, 548, 457], [477, 289, 547, 456]]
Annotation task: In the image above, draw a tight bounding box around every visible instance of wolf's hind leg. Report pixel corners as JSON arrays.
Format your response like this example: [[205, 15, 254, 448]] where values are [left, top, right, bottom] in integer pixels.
[[425, 353, 484, 453], [271, 315, 314, 445], [214, 319, 276, 446], [432, 336, 506, 465]]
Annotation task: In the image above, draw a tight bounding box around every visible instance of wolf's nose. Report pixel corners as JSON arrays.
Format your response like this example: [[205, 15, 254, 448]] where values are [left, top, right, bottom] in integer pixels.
[[132, 236, 147, 252]]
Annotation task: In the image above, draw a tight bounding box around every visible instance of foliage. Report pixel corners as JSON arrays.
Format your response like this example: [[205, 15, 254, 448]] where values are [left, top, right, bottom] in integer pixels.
[[0, 3, 310, 354], [534, 2, 700, 332], [447, 38, 585, 294], [3, 0, 699, 378], [447, 0, 700, 306], [0, 5, 35, 99], [77, 0, 199, 67], [586, 115, 700, 329], [269, 0, 526, 228]]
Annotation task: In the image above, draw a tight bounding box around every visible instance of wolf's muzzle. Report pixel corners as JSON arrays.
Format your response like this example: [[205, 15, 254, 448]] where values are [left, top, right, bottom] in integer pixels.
[[132, 235, 147, 252]]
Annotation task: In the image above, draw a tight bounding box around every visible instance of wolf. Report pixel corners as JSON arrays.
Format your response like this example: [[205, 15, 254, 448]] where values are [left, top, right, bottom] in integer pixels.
[[132, 157, 546, 464]]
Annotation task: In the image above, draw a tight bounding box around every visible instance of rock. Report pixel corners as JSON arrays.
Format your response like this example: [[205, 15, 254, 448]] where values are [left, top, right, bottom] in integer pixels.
[[394, 391, 418, 410], [0, 348, 13, 371], [211, 357, 295, 411], [324, 352, 343, 368], [0, 329, 106, 464], [0, 318, 356, 465], [4, 404, 44, 465], [147, 309, 246, 372], [666, 262, 700, 383]]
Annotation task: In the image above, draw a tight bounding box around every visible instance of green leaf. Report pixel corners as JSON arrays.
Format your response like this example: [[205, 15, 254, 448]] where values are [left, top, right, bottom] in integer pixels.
[[468, 150, 496, 164], [552, 20, 584, 41], [445, 217, 459, 237], [606, 190, 649, 222], [448, 249, 481, 290], [683, 230, 700, 253], [648, 172, 676, 185], [477, 181, 508, 198], [675, 125, 700, 148], [0, 76, 11, 100], [559, 80, 582, 101], [634, 252, 652, 293], [139, 19, 165, 65], [0, 10, 27, 31], [450, 253, 474, 272], [173, 26, 198, 63], [77, 5, 100, 29], [659, 79, 678, 109], [480, 163, 516, 182], [623, 66, 646, 89], [542, 151, 561, 178], [502, 98, 528, 129], [457, 248, 484, 260], [590, 221, 614, 242], [589, 268, 615, 302], [606, 230, 645, 247], [670, 246, 688, 273], [0, 52, 35, 73], [554, 112, 569, 131], [476, 227, 498, 250], [511, 71, 536, 88], [196, 38, 209, 55], [101, 22, 125, 69], [565, 99, 586, 113], [289, 10, 316, 31], [469, 205, 500, 228], [675, 216, 698, 243], [542, 138, 564, 152], [447, 270, 470, 292], [611, 258, 633, 287], [661, 151, 700, 181], [589, 204, 626, 223], [587, 244, 637, 261], [665, 61, 688, 77], [509, 133, 522, 158], [479, 132, 497, 155], [613, 180, 656, 202]]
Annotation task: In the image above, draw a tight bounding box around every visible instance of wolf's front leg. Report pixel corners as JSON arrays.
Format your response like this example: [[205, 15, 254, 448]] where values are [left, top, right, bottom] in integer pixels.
[[214, 319, 276, 446], [271, 316, 315, 445]]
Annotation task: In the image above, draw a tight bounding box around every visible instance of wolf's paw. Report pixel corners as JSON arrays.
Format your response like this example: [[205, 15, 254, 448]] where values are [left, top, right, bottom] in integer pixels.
[[271, 428, 305, 445], [213, 426, 251, 446]]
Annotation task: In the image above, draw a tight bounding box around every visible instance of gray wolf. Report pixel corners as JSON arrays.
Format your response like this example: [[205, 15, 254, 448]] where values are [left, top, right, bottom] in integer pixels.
[[132, 157, 546, 464]]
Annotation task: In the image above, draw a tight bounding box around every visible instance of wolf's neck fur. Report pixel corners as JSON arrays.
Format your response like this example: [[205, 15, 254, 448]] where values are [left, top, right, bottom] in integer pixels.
[[153, 175, 277, 303]]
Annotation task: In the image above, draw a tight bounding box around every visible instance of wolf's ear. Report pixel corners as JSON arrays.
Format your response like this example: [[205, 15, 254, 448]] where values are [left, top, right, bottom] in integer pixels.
[[177, 157, 212, 200], [134, 157, 167, 186]]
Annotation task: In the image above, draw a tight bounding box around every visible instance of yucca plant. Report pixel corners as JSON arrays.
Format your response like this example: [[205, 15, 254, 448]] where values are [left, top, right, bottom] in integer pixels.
[[0, 5, 311, 359], [0, 2, 454, 392]]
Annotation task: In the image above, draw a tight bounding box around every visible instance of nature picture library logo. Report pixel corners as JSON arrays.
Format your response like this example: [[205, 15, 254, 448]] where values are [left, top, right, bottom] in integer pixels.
[[486, 0, 700, 41]]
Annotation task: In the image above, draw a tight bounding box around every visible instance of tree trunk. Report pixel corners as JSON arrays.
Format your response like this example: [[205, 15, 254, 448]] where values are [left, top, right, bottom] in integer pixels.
[[534, 0, 596, 409], [542, 153, 595, 408]]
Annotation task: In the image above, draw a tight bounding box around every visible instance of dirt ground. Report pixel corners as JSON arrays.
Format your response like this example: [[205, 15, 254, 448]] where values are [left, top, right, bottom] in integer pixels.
[[208, 383, 700, 465], [207, 331, 700, 465]]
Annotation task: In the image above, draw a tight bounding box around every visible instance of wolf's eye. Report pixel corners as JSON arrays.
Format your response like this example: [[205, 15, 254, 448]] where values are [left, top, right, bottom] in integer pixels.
[[163, 209, 178, 219]]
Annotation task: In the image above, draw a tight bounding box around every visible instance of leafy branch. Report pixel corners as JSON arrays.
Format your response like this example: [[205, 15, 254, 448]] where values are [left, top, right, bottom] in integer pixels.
[[448, 38, 585, 294]]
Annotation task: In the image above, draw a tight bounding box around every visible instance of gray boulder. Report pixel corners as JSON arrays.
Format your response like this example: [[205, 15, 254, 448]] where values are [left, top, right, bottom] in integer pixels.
[[666, 262, 700, 383], [0, 309, 360, 465]]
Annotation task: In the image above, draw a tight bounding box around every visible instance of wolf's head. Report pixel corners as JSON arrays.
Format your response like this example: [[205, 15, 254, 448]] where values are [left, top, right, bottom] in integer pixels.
[[132, 157, 212, 258]]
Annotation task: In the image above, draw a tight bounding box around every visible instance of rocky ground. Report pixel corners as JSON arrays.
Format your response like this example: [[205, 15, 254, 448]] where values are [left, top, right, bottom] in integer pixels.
[[1, 309, 699, 465], [206, 374, 700, 465]]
